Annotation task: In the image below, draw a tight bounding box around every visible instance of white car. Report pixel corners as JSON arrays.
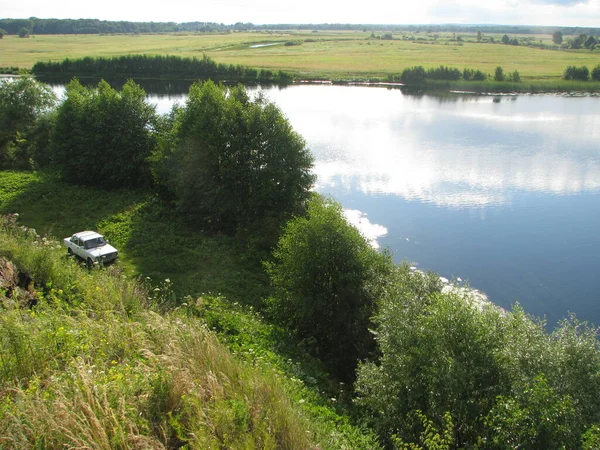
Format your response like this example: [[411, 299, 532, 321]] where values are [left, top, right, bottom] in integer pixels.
[[63, 231, 118, 266]]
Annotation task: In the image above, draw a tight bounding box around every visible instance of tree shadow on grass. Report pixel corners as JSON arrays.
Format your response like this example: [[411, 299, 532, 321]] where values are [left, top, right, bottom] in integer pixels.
[[0, 170, 270, 306]]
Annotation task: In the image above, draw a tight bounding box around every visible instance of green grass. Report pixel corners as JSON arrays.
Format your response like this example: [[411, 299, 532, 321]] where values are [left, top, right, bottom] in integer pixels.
[[0, 171, 270, 305], [3, 31, 600, 86], [0, 176, 381, 449]]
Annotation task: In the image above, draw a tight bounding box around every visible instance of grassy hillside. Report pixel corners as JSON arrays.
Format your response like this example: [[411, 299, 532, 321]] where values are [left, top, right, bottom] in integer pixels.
[[2, 31, 600, 83], [0, 171, 269, 305], [0, 178, 380, 448]]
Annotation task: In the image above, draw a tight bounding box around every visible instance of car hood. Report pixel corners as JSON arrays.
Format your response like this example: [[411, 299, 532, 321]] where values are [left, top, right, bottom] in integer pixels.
[[88, 244, 118, 257]]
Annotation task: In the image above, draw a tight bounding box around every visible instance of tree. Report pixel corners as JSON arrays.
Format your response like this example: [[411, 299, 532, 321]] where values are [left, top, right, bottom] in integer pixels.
[[552, 30, 563, 45], [502, 34, 510, 44], [592, 65, 600, 81], [400, 66, 426, 84], [494, 66, 505, 82], [584, 35, 597, 49], [51, 79, 157, 187], [18, 27, 30, 38], [0, 28, 7, 39], [265, 195, 393, 381], [563, 65, 589, 81], [154, 81, 315, 237], [477, 30, 482, 42], [0, 76, 56, 169]]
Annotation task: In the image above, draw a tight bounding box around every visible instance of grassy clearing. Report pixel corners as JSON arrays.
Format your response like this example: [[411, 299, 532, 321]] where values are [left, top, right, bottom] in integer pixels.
[[0, 183, 380, 448], [0, 171, 270, 305], [3, 31, 600, 84]]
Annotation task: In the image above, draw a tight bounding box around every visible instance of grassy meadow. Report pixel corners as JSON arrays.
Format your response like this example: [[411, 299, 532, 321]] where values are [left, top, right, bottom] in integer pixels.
[[3, 30, 600, 82]]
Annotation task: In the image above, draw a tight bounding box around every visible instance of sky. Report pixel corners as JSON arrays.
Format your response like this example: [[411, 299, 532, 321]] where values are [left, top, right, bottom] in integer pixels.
[[1, 0, 600, 27]]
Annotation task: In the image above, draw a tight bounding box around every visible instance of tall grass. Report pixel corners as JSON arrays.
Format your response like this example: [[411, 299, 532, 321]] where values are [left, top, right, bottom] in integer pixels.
[[0, 214, 377, 448]]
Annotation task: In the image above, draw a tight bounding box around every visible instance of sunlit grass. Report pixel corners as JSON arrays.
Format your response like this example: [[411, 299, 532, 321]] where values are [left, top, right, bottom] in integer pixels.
[[3, 31, 600, 84]]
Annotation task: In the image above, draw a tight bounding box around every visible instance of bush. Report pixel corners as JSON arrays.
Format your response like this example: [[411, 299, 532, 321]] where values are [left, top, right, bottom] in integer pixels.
[[463, 68, 487, 81], [400, 66, 427, 84], [265, 195, 393, 381], [494, 66, 505, 82], [355, 265, 600, 448], [426, 65, 461, 81], [563, 65, 590, 81], [591, 65, 600, 81]]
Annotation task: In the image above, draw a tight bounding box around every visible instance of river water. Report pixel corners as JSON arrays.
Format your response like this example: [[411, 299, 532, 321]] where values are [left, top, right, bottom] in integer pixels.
[[56, 81, 600, 326]]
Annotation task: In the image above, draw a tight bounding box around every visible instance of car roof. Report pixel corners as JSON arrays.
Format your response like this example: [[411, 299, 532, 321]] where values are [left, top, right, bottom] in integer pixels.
[[73, 231, 104, 241]]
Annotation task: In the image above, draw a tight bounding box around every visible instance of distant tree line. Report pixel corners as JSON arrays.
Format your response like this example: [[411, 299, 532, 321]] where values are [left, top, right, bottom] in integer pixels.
[[31, 54, 294, 83], [2, 17, 600, 36], [388, 65, 519, 84]]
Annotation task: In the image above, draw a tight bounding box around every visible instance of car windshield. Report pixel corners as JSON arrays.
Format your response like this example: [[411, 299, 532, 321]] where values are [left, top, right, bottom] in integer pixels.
[[84, 237, 106, 249]]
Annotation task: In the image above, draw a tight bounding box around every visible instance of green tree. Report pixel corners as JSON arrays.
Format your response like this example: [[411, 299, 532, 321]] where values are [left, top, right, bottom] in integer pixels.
[[494, 66, 505, 81], [355, 275, 504, 447], [18, 27, 30, 38], [592, 65, 600, 81], [552, 30, 563, 45], [265, 195, 393, 381], [51, 79, 157, 187], [0, 28, 7, 38], [154, 81, 315, 237], [0, 76, 56, 169], [501, 34, 510, 44], [477, 30, 482, 42], [563, 65, 589, 81], [484, 375, 578, 449], [584, 35, 597, 49]]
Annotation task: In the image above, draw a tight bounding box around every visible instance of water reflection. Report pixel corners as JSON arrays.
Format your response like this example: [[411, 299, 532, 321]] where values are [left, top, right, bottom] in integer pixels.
[[342, 209, 388, 249], [258, 85, 600, 209]]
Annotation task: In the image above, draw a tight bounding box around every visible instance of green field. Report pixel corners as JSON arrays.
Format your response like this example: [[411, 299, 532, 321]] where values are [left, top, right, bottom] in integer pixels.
[[3, 30, 600, 81]]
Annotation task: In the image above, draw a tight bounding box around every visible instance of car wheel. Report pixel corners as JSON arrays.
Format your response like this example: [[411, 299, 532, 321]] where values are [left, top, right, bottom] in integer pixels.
[[67, 248, 73, 256], [86, 258, 93, 268]]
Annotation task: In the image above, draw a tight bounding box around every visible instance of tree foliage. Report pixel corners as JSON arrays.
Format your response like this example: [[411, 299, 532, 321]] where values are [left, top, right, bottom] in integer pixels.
[[32, 54, 294, 84], [552, 30, 563, 45], [494, 66, 504, 82], [0, 76, 56, 169], [51, 79, 157, 187], [592, 65, 600, 81], [154, 81, 314, 236], [355, 267, 600, 448], [563, 65, 590, 81], [265, 195, 393, 381]]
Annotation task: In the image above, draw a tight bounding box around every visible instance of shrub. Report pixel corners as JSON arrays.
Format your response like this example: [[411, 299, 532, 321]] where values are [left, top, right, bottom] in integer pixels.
[[494, 66, 505, 82], [400, 66, 427, 84], [355, 265, 600, 448], [265, 195, 393, 381], [463, 68, 487, 81], [591, 65, 600, 81], [426, 65, 461, 81], [563, 65, 590, 81]]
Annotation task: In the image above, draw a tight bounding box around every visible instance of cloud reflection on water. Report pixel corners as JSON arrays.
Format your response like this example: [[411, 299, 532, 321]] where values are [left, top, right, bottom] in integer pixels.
[[265, 86, 600, 209]]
